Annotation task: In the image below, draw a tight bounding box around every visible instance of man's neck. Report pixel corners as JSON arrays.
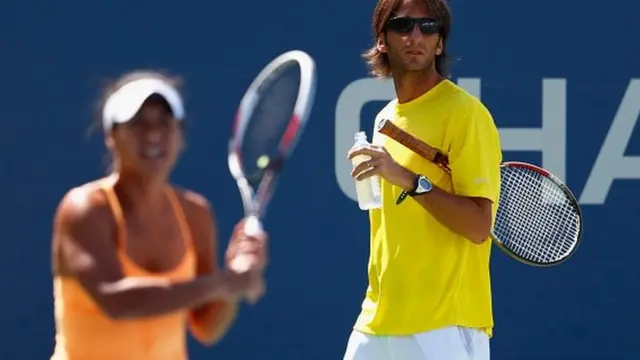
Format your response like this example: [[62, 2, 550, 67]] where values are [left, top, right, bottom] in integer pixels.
[[113, 169, 168, 214], [393, 68, 444, 104]]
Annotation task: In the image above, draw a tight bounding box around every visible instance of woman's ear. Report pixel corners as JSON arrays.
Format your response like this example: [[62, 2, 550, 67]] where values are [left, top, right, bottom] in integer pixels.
[[104, 132, 115, 152]]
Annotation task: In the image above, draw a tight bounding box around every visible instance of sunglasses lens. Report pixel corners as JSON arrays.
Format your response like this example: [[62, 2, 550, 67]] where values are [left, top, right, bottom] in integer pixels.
[[387, 17, 441, 35], [387, 17, 414, 33], [419, 20, 440, 34]]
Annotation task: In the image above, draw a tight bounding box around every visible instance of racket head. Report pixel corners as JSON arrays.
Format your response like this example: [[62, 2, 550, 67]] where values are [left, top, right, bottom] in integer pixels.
[[491, 161, 584, 267], [228, 50, 317, 216]]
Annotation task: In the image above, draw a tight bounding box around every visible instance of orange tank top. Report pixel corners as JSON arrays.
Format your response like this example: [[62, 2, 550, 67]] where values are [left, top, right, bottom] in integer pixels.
[[51, 177, 197, 360]]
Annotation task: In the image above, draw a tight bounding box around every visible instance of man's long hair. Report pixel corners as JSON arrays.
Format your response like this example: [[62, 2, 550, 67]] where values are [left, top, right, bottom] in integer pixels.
[[362, 0, 453, 78]]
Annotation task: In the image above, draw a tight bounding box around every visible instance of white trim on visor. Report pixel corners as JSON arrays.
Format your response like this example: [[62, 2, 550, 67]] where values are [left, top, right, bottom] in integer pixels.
[[101, 77, 185, 131]]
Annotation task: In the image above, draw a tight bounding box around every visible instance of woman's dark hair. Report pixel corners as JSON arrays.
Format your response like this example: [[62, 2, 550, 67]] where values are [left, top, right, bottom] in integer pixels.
[[88, 69, 185, 136], [362, 0, 453, 78]]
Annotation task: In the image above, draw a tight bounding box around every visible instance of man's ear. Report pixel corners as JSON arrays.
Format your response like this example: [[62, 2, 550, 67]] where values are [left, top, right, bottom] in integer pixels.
[[376, 34, 387, 53]]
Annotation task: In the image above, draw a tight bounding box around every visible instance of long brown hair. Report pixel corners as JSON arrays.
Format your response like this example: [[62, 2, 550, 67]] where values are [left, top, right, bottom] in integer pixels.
[[362, 0, 453, 78]]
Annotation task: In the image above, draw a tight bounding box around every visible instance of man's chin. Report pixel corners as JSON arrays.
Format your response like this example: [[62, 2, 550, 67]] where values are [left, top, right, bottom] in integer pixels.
[[403, 63, 430, 72]]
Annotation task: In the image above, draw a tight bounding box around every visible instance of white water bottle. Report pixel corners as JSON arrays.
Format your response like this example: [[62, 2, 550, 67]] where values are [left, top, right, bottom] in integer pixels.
[[351, 131, 382, 210]]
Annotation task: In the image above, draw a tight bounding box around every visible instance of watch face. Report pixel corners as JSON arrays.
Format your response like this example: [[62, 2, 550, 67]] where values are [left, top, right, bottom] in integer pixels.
[[418, 177, 432, 192]]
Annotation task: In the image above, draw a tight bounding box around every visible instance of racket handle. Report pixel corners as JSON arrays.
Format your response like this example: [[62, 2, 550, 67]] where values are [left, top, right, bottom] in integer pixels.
[[243, 215, 263, 237], [229, 257, 251, 272], [229, 215, 264, 272]]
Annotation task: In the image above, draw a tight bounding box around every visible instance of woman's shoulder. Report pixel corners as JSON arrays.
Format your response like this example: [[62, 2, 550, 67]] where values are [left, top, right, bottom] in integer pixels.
[[169, 185, 217, 250], [170, 185, 213, 216], [54, 178, 114, 229]]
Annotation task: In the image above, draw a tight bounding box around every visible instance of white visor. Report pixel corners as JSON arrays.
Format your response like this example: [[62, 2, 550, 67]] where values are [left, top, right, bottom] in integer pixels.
[[101, 77, 185, 131]]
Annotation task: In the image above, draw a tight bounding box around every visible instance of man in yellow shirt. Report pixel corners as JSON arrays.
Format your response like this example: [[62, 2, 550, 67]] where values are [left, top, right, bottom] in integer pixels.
[[343, 0, 502, 359]]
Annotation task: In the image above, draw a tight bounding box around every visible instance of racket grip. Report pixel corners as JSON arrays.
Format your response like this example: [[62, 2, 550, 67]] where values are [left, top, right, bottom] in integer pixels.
[[229, 256, 252, 272], [229, 215, 264, 272], [243, 215, 264, 237]]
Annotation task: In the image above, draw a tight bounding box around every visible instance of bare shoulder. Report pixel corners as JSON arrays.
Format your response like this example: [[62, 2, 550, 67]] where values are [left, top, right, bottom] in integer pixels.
[[170, 186, 217, 247], [54, 180, 113, 231], [171, 186, 214, 220], [52, 179, 116, 274]]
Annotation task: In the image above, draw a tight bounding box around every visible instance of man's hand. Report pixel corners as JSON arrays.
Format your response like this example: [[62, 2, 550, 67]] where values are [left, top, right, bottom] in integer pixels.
[[348, 144, 415, 190]]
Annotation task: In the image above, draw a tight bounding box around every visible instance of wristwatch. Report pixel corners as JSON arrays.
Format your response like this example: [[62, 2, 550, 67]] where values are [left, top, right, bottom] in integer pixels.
[[396, 174, 433, 205]]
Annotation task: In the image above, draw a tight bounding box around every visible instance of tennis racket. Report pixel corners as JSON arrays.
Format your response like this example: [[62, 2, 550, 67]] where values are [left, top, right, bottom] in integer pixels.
[[228, 50, 317, 270], [377, 118, 583, 267]]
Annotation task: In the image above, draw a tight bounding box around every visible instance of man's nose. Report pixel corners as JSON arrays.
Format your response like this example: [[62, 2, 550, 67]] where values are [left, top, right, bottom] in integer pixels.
[[404, 25, 424, 45], [409, 25, 423, 39]]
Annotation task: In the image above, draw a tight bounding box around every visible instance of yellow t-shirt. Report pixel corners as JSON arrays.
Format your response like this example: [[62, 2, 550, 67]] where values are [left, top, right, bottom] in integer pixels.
[[353, 79, 502, 337]]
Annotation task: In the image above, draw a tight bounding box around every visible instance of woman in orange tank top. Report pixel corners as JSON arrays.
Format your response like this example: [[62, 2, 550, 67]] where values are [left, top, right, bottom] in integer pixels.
[[50, 70, 268, 360]]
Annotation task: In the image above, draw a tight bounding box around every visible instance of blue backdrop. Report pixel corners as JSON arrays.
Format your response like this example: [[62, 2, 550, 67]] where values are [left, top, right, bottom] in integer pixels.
[[2, 0, 638, 359]]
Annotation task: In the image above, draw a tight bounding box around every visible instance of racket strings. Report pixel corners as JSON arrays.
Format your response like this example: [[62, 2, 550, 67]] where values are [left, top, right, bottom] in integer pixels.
[[494, 167, 580, 264], [240, 64, 301, 183]]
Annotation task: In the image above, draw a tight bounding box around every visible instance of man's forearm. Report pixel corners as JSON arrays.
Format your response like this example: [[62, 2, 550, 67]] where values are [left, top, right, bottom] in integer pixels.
[[396, 168, 492, 244]]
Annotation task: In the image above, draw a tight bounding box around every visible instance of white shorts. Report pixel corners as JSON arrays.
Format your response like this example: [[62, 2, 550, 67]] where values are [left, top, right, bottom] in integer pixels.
[[343, 326, 490, 360]]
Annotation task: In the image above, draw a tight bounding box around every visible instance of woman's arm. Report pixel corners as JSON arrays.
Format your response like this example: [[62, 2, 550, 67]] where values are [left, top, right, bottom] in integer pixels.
[[183, 191, 241, 346], [53, 187, 251, 320]]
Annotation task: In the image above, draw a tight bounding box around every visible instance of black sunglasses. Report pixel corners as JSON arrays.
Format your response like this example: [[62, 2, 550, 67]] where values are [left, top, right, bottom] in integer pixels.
[[385, 16, 442, 35]]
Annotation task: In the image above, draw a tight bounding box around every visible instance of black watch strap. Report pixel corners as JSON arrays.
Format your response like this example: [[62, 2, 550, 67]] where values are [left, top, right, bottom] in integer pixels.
[[395, 175, 420, 205]]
